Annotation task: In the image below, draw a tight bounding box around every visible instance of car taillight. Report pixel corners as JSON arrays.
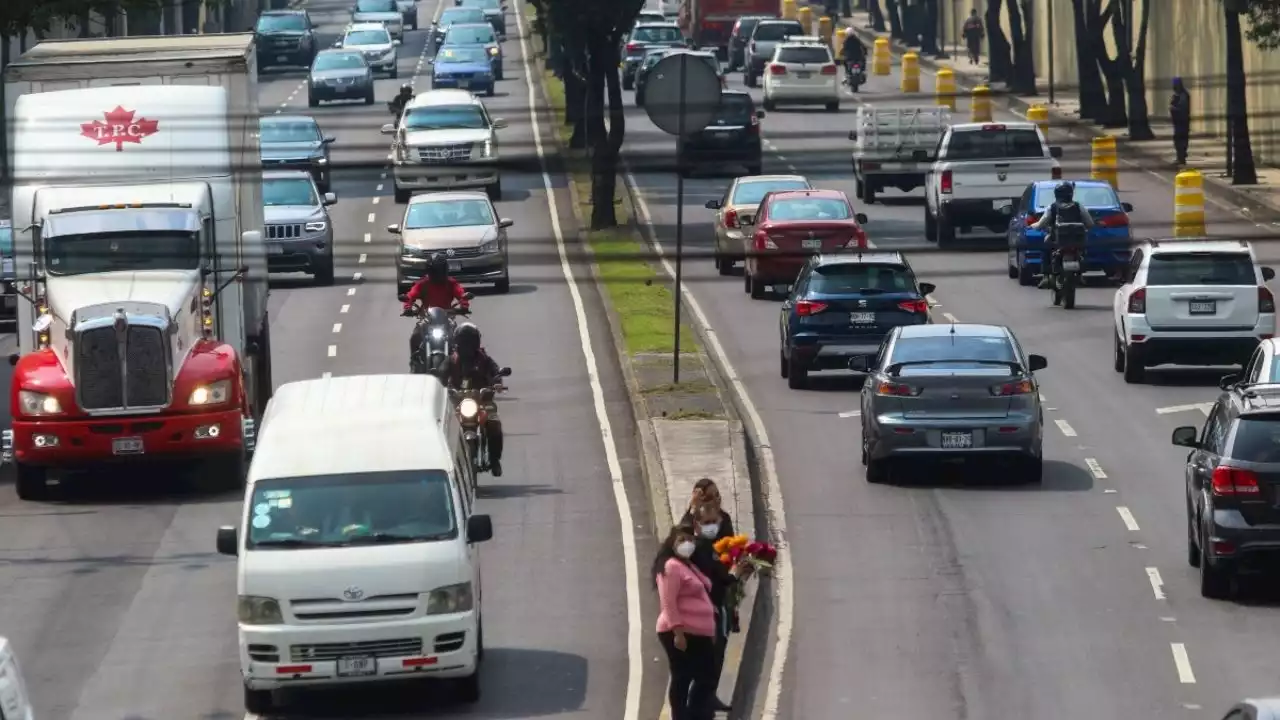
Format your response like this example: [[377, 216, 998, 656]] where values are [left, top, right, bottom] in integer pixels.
[[1051, 167, 1063, 179], [820, 64, 837, 75], [940, 170, 953, 194], [876, 381, 920, 396], [724, 209, 738, 228], [1261, 286, 1276, 313], [1127, 287, 1146, 314], [990, 379, 1034, 396], [1096, 213, 1128, 227], [1025, 213, 1041, 227], [897, 299, 929, 313], [1211, 465, 1262, 496], [626, 43, 641, 53], [795, 300, 827, 316], [749, 113, 760, 134], [769, 63, 786, 74], [755, 233, 777, 249]]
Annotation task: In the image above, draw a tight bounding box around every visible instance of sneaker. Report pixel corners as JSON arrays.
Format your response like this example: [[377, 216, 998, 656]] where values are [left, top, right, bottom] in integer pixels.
[[490, 459, 503, 477], [1037, 277, 1051, 289]]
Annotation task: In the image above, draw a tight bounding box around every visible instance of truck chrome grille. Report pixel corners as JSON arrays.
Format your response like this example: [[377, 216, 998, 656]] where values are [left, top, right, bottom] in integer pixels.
[[418, 143, 473, 163], [75, 324, 169, 411], [125, 326, 167, 407], [76, 327, 124, 409], [290, 638, 422, 662]]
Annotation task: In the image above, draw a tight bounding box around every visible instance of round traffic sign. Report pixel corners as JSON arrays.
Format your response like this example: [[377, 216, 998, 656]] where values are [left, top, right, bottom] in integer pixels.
[[642, 53, 723, 137]]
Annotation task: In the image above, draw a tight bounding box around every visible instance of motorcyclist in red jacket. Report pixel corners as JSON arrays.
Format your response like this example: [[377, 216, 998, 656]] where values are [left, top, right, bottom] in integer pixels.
[[403, 253, 470, 365]]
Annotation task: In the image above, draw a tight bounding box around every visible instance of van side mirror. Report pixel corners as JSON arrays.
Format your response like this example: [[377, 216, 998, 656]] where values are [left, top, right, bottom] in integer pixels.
[[1171, 426, 1199, 448], [1049, 146, 1063, 158], [918, 282, 936, 296], [1121, 202, 1134, 212], [216, 526, 238, 556], [499, 218, 514, 228], [848, 355, 871, 372], [491, 118, 508, 129], [1219, 373, 1241, 390], [322, 135, 335, 144], [393, 39, 402, 46], [1028, 354, 1048, 371], [467, 514, 494, 543], [498, 366, 512, 376], [912, 149, 928, 162], [855, 213, 868, 223], [387, 224, 401, 234], [1264, 266, 1275, 281], [380, 123, 396, 134], [705, 199, 721, 209]]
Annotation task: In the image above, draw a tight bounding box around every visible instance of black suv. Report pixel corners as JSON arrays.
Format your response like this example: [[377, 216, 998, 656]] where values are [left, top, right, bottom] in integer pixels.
[[677, 91, 764, 177], [255, 10, 317, 68], [1173, 381, 1280, 599]]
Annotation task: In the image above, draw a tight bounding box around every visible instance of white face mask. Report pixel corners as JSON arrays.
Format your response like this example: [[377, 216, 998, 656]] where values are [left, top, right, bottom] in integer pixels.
[[674, 541, 696, 559], [700, 523, 719, 539]]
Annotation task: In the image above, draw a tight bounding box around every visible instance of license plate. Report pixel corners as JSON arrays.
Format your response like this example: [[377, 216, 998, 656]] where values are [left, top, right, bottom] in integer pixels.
[[940, 431, 973, 449], [1189, 300, 1216, 314], [801, 238, 822, 249], [1061, 260, 1080, 271], [269, 243, 283, 255], [448, 261, 462, 272], [795, 71, 811, 78], [850, 312, 874, 324], [276, 54, 288, 61], [112, 437, 144, 455], [336, 656, 377, 677]]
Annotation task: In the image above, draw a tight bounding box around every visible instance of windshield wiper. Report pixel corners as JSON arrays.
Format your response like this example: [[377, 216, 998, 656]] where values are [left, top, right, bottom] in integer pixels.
[[252, 537, 331, 548], [339, 532, 453, 545]]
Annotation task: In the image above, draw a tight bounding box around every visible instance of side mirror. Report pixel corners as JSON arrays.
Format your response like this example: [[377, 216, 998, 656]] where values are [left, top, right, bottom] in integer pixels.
[[705, 199, 722, 209], [498, 366, 512, 376], [466, 514, 494, 543], [499, 218, 514, 228], [848, 355, 871, 373], [242, 230, 261, 247], [491, 118, 508, 129], [1049, 146, 1063, 158], [8, 353, 18, 367], [1171, 425, 1199, 448], [918, 282, 936, 296], [387, 224, 401, 234], [740, 216, 755, 225], [380, 123, 396, 134], [756, 110, 765, 119], [912, 149, 929, 162], [393, 39, 402, 46], [1121, 202, 1134, 212], [463, 291, 475, 300], [323, 192, 337, 205], [999, 203, 1014, 215], [216, 526, 238, 556], [333, 40, 342, 47], [1219, 373, 1241, 390], [855, 213, 868, 224], [1264, 266, 1275, 281], [848, 130, 857, 141], [398, 293, 409, 302], [1028, 354, 1048, 372], [322, 135, 335, 144], [426, 58, 434, 64]]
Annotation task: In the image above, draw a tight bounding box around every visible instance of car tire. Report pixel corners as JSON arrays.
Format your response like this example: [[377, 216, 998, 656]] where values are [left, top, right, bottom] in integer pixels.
[[1187, 506, 1201, 567], [623, 76, 634, 90], [194, 448, 247, 493], [717, 255, 733, 276], [313, 257, 335, 286], [860, 179, 876, 204], [936, 209, 956, 248], [749, 272, 765, 299], [244, 687, 274, 715], [1007, 260, 1018, 279], [494, 275, 510, 293], [496, 68, 504, 81], [389, 66, 399, 79], [865, 456, 889, 484], [1199, 530, 1233, 599], [457, 670, 481, 703], [786, 352, 808, 389], [487, 180, 501, 200], [779, 349, 789, 378], [825, 100, 839, 112], [394, 186, 412, 203], [1113, 333, 1125, 373], [308, 93, 319, 108], [364, 89, 375, 105], [1122, 341, 1145, 384], [745, 73, 756, 88], [743, 267, 751, 294], [924, 206, 937, 242], [1021, 457, 1043, 484], [763, 97, 776, 111], [14, 463, 49, 501], [486, 85, 496, 97], [1017, 258, 1036, 286]]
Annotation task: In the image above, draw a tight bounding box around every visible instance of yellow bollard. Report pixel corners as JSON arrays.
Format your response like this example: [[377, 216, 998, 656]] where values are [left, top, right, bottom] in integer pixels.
[[1174, 170, 1206, 237], [834, 27, 848, 59], [901, 52, 920, 92], [872, 37, 890, 75], [818, 16, 832, 44], [971, 85, 992, 122], [935, 68, 956, 110], [797, 6, 812, 33], [1091, 136, 1119, 189], [1027, 105, 1049, 137], [781, 0, 795, 20]]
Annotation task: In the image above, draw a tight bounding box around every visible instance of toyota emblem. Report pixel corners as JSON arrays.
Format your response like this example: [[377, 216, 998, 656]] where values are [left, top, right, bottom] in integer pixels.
[[997, 172, 1007, 181], [342, 586, 365, 601]]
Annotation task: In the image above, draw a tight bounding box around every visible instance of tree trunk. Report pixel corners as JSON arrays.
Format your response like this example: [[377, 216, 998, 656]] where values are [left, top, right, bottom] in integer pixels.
[[885, 0, 903, 38], [986, 0, 1012, 84], [1225, 5, 1257, 184], [1070, 0, 1106, 120], [589, 38, 624, 229], [1087, 0, 1126, 127], [870, 0, 886, 32], [1008, 0, 1036, 95], [1121, 0, 1153, 139]]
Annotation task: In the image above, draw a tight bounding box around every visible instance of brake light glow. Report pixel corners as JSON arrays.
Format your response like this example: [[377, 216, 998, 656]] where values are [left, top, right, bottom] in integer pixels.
[[755, 233, 778, 249], [1051, 167, 1063, 179], [897, 299, 929, 313], [1026, 213, 1041, 227], [1096, 213, 1129, 227], [990, 379, 1034, 396], [981, 124, 1006, 131], [940, 170, 953, 194], [724, 209, 738, 228], [1261, 286, 1276, 313], [820, 64, 837, 75], [626, 43, 641, 53], [1127, 287, 1146, 314], [1211, 465, 1261, 496], [769, 63, 786, 74], [795, 300, 827, 316], [876, 381, 920, 397]]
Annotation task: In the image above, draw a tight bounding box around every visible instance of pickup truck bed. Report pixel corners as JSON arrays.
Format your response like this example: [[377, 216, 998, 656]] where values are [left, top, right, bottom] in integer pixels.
[[849, 106, 949, 203]]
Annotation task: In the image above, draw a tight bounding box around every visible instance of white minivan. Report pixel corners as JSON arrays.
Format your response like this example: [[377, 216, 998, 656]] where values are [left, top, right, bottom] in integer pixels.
[[216, 374, 491, 715], [0, 637, 34, 720]]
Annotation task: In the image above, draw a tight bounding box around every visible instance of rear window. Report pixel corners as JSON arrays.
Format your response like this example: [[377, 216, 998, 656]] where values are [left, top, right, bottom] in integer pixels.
[[889, 335, 1017, 365], [1033, 185, 1118, 209], [735, 18, 763, 36], [355, 0, 394, 10], [1146, 252, 1255, 286], [946, 128, 1044, 160], [714, 94, 752, 123], [769, 197, 851, 220], [810, 264, 913, 294], [753, 22, 803, 41], [633, 26, 683, 43], [731, 179, 808, 205], [777, 47, 831, 63], [1230, 417, 1280, 462]]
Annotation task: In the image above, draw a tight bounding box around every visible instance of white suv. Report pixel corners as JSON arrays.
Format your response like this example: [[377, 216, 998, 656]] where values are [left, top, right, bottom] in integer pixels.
[[340, 22, 400, 76], [382, 89, 506, 202], [762, 38, 838, 112], [1113, 238, 1277, 383]]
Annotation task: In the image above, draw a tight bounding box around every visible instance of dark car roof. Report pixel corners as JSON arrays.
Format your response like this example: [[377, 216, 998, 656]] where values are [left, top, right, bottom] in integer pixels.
[[899, 323, 1008, 339]]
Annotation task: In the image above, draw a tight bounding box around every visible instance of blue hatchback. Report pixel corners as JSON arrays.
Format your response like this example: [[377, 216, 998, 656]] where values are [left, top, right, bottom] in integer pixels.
[[779, 252, 935, 389], [1006, 179, 1133, 286], [430, 45, 496, 95]]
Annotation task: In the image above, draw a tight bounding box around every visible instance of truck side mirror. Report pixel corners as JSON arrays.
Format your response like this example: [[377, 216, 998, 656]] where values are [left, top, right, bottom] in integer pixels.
[[323, 192, 337, 205], [216, 526, 238, 556], [855, 213, 868, 223], [848, 355, 871, 372], [1264, 267, 1276, 281], [491, 118, 508, 129], [467, 514, 494, 543], [498, 366, 512, 376], [919, 282, 936, 296], [387, 224, 401, 234], [381, 123, 396, 134], [322, 136, 335, 144], [499, 218, 514, 228], [1028, 354, 1048, 371], [1171, 426, 1199, 448]]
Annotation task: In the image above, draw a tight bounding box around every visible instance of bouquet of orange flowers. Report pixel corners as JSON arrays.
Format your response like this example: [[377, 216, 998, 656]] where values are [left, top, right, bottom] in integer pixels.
[[712, 534, 777, 614]]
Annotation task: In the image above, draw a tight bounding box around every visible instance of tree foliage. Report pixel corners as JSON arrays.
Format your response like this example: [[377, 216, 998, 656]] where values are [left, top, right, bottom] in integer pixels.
[[1242, 0, 1280, 48]]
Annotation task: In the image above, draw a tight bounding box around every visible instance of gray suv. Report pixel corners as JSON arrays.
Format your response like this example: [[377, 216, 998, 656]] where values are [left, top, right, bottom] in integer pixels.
[[744, 19, 804, 87], [263, 170, 338, 285]]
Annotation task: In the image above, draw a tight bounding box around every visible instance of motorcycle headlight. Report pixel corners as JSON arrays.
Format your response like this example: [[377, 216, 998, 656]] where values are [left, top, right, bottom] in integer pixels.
[[305, 221, 328, 233], [18, 390, 61, 416], [238, 595, 284, 624], [188, 379, 231, 406], [429, 327, 446, 340], [458, 398, 479, 419], [426, 582, 473, 614]]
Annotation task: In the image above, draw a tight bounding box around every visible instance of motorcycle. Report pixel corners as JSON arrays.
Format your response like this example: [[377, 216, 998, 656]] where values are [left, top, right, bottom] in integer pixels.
[[844, 61, 866, 92], [453, 367, 512, 487], [400, 293, 474, 377], [1049, 222, 1087, 310]]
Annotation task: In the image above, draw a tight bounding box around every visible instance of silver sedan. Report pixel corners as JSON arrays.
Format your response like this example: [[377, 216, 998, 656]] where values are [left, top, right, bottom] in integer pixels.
[[851, 322, 1048, 483]]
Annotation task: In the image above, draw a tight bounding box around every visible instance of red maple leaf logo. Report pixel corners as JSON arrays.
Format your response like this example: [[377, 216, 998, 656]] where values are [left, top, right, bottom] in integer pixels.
[[80, 106, 160, 151]]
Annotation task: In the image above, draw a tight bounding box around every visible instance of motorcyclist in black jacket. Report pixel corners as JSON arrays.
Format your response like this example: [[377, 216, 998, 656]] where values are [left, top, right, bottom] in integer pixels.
[[388, 83, 414, 120], [842, 32, 866, 80], [1032, 181, 1095, 288], [444, 323, 507, 477]]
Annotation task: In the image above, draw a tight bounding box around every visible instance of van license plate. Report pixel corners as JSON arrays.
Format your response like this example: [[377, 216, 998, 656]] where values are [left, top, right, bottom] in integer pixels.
[[112, 437, 144, 455], [1190, 300, 1216, 314], [940, 431, 973, 449], [337, 656, 377, 677], [850, 312, 874, 324]]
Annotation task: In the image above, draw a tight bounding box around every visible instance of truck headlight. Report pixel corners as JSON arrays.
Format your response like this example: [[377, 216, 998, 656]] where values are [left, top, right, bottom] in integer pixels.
[[18, 390, 60, 416], [426, 582, 473, 614], [305, 221, 328, 233], [458, 398, 479, 419], [238, 595, 284, 624], [189, 379, 231, 406]]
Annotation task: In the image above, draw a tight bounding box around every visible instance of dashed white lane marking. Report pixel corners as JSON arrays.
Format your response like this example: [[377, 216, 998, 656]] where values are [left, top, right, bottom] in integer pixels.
[[332, 323, 342, 333], [363, 232, 372, 243], [376, 184, 384, 191], [941, 311, 959, 322], [322, 371, 332, 378], [386, 153, 394, 160], [1145, 567, 1166, 599], [381, 172, 387, 179], [353, 272, 363, 281], [1054, 419, 1077, 437], [340, 304, 350, 314], [358, 253, 367, 264], [1103, 488, 1117, 494], [367, 213, 376, 222], [1171, 643, 1196, 683], [327, 345, 337, 357], [1084, 458, 1107, 479], [837, 410, 860, 418], [372, 197, 380, 204], [347, 287, 356, 296], [1117, 506, 1140, 531]]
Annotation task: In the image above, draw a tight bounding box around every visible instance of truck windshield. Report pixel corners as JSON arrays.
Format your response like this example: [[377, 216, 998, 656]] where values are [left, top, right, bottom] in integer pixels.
[[404, 105, 487, 130], [46, 231, 200, 275], [257, 14, 305, 32], [245, 470, 458, 549], [355, 0, 395, 11]]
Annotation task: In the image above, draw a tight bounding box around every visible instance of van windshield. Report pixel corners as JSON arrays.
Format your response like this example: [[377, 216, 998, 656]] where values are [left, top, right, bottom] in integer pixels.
[[246, 470, 458, 549], [46, 231, 200, 275]]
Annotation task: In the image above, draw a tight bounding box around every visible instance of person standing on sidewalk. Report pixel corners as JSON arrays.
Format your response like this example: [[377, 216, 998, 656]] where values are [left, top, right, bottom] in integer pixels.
[[654, 523, 719, 720], [1170, 77, 1192, 165], [687, 502, 744, 714], [962, 8, 984, 65]]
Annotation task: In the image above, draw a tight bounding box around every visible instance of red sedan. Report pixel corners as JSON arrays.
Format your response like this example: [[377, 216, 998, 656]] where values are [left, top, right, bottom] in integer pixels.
[[742, 189, 868, 298]]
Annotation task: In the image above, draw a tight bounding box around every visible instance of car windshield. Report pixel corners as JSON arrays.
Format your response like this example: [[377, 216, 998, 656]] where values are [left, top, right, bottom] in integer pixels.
[[810, 263, 913, 294], [441, 8, 485, 24], [731, 179, 809, 205], [355, 0, 394, 11], [257, 14, 306, 31], [946, 128, 1044, 160], [1146, 252, 1256, 286], [404, 105, 487, 130], [313, 52, 366, 71], [777, 46, 830, 63], [437, 46, 489, 63], [260, 119, 321, 143], [714, 94, 753, 124], [446, 25, 495, 43], [633, 26, 683, 42], [1230, 417, 1280, 462], [753, 22, 802, 41], [1033, 185, 1118, 209], [245, 470, 458, 549], [406, 199, 494, 228], [889, 335, 1017, 368], [263, 177, 319, 206], [46, 231, 199, 275], [769, 197, 851, 220], [345, 29, 389, 45], [459, 0, 500, 8]]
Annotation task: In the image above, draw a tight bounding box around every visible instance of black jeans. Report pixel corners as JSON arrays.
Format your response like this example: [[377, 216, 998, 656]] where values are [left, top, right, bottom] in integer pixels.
[[709, 606, 730, 696], [658, 631, 717, 720], [1173, 124, 1190, 163]]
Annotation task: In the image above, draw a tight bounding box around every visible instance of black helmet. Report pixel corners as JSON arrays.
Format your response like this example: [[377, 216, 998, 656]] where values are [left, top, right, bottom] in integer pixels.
[[400, 83, 414, 95], [426, 253, 448, 282], [454, 322, 480, 357], [1053, 181, 1074, 203]]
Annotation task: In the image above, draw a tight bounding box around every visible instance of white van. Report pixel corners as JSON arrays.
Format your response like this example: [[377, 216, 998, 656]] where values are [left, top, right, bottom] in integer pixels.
[[0, 637, 34, 720], [215, 374, 491, 715]]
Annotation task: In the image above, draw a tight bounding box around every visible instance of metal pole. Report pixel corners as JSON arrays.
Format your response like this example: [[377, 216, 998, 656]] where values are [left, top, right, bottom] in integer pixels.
[[672, 54, 687, 384], [935, 0, 949, 58], [1047, 0, 1055, 103]]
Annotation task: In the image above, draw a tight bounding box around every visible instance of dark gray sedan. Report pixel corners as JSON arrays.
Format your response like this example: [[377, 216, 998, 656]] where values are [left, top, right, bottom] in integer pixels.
[[851, 323, 1048, 483], [307, 49, 375, 110], [259, 115, 335, 191]]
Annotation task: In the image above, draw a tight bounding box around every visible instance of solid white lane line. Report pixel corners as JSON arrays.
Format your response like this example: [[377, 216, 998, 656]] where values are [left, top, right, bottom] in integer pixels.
[[358, 253, 367, 264], [327, 345, 336, 357], [1117, 506, 1140, 531], [838, 410, 860, 418], [1085, 458, 1107, 479], [367, 213, 376, 222], [1054, 419, 1077, 437], [1145, 567, 1166, 599], [1156, 402, 1213, 416], [515, 7, 641, 720], [347, 287, 356, 296], [363, 232, 372, 243], [340, 304, 350, 314], [332, 323, 342, 333], [1171, 643, 1196, 683]]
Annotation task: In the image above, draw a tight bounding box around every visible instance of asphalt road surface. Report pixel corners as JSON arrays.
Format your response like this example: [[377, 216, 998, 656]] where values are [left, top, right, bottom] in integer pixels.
[[0, 1, 666, 718], [623, 43, 1280, 718]]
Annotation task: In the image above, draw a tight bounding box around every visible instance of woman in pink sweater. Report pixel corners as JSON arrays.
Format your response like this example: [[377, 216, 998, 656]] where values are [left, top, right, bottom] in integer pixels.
[[654, 522, 720, 719]]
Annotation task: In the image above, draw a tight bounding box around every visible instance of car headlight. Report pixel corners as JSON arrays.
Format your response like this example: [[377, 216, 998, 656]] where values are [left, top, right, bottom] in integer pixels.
[[480, 238, 499, 253], [314, 157, 327, 165], [458, 398, 479, 419], [426, 582, 473, 614], [383, 48, 397, 59], [429, 327, 446, 340], [305, 221, 328, 233], [188, 379, 231, 406], [18, 390, 60, 416], [238, 595, 284, 624], [481, 139, 493, 157], [487, 46, 499, 56]]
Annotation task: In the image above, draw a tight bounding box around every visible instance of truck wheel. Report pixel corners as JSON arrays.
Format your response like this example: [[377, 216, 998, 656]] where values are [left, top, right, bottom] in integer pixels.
[[860, 180, 876, 204], [197, 449, 247, 493], [364, 89, 375, 105], [924, 207, 937, 242], [487, 179, 501, 200], [307, 93, 319, 108], [1017, 259, 1036, 286], [254, 317, 274, 420], [313, 257, 335, 286], [749, 273, 765, 299], [456, 670, 481, 703], [825, 100, 839, 112], [14, 463, 49, 501], [936, 210, 957, 248], [763, 97, 775, 112]]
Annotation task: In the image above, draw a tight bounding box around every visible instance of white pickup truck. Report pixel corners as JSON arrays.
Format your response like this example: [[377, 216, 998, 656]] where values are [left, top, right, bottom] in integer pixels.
[[921, 121, 1062, 247], [848, 105, 950, 204]]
